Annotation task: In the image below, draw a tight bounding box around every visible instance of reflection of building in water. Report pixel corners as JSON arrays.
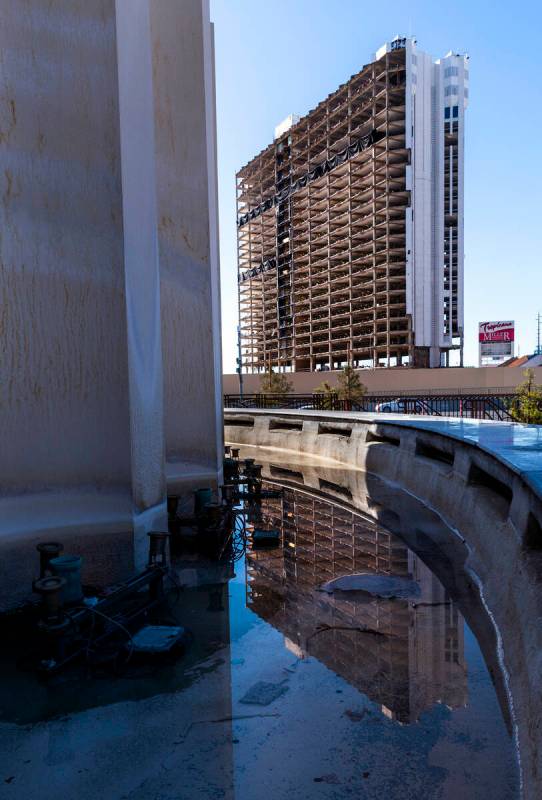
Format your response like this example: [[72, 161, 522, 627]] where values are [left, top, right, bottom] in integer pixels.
[[246, 486, 466, 723]]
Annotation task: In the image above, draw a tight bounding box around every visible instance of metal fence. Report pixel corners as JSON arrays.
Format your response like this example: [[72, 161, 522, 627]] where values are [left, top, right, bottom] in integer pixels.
[[224, 392, 521, 421]]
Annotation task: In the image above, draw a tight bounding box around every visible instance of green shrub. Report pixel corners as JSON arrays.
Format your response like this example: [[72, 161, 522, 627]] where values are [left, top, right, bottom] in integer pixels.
[[314, 380, 336, 410], [259, 369, 293, 407], [510, 369, 542, 424]]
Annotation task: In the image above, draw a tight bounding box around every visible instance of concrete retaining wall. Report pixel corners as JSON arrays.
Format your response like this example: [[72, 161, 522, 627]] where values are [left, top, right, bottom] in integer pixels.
[[225, 408, 542, 800], [223, 365, 542, 395]]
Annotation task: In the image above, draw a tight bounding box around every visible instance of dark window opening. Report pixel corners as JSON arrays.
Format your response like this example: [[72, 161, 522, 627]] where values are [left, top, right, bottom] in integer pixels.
[[415, 439, 455, 466], [318, 423, 352, 438], [224, 416, 254, 428], [467, 463, 513, 508], [269, 464, 304, 483], [269, 419, 303, 432], [366, 430, 400, 447], [524, 512, 542, 551], [319, 478, 353, 500]]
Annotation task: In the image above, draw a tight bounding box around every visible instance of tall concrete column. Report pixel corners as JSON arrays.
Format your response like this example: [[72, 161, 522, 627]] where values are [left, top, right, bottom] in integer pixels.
[[150, 0, 223, 495], [0, 0, 221, 608], [116, 0, 167, 568]]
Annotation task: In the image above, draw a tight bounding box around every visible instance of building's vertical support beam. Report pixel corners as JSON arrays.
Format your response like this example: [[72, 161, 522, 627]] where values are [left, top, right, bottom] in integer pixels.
[[204, 14, 224, 480], [149, 0, 222, 497], [115, 0, 167, 568]]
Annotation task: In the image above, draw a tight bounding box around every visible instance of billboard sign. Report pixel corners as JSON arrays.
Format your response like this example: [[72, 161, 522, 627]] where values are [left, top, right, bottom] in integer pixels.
[[479, 321, 515, 365], [478, 321, 515, 343]]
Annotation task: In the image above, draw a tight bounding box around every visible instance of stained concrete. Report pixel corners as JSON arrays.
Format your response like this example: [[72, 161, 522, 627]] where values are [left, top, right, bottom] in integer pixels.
[[0, 1, 222, 590]]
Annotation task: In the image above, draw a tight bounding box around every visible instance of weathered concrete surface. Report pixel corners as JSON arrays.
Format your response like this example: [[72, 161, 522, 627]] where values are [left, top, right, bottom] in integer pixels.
[[116, 0, 166, 518], [225, 409, 542, 800], [0, 1, 132, 492], [0, 0, 221, 594]]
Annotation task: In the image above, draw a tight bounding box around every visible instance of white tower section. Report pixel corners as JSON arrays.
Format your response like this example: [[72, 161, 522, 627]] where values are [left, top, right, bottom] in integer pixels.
[[438, 50, 469, 365], [378, 37, 468, 367]]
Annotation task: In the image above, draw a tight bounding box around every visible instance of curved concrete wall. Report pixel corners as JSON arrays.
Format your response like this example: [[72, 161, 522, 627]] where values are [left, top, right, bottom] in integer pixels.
[[224, 409, 542, 800]]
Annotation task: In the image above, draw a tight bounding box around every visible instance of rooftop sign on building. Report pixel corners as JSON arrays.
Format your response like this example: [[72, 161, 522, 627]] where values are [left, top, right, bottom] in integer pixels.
[[479, 321, 515, 366]]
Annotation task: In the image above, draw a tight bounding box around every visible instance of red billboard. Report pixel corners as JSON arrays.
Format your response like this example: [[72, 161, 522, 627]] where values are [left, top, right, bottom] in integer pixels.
[[478, 321, 515, 343]]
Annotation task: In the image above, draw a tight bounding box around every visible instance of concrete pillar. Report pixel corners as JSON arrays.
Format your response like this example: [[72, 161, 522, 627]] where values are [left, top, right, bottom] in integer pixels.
[[0, 0, 221, 608], [116, 0, 167, 568], [150, 0, 223, 496]]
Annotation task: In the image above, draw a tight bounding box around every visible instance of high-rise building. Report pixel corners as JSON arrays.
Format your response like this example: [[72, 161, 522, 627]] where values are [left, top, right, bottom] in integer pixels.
[[236, 36, 468, 371]]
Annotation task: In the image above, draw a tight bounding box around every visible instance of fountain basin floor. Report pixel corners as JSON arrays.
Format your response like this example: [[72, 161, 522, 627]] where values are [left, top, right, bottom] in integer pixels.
[[0, 458, 520, 799]]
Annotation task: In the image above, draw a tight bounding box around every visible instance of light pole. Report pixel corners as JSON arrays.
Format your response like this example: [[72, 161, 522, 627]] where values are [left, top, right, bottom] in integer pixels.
[[236, 324, 244, 400]]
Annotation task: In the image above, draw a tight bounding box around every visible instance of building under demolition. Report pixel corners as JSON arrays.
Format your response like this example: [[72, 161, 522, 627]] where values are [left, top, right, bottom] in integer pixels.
[[236, 36, 468, 371]]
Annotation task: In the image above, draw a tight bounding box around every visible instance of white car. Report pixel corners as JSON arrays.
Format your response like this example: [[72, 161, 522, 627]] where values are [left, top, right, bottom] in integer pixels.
[[374, 398, 424, 414]]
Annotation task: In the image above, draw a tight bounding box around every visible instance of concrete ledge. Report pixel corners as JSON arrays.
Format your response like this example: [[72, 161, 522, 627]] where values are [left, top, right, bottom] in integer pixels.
[[165, 460, 219, 495], [224, 408, 542, 800], [0, 490, 135, 611]]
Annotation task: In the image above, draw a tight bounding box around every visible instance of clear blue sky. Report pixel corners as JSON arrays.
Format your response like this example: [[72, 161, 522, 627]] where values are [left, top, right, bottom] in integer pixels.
[[211, 0, 542, 372]]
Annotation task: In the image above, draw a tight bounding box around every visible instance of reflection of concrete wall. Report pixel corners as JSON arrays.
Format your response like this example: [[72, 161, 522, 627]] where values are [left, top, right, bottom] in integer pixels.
[[223, 365, 542, 395], [225, 409, 542, 799], [245, 447, 513, 729], [0, 1, 221, 604], [248, 487, 466, 723]]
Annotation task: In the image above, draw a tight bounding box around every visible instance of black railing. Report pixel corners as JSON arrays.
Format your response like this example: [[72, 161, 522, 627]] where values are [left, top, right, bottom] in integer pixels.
[[224, 393, 521, 421]]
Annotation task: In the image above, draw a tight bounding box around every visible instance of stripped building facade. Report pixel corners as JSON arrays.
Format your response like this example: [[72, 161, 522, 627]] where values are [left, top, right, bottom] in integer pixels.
[[236, 37, 468, 371]]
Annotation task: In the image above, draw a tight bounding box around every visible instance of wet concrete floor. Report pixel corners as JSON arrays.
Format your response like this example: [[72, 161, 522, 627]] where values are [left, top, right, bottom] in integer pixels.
[[0, 454, 520, 799]]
